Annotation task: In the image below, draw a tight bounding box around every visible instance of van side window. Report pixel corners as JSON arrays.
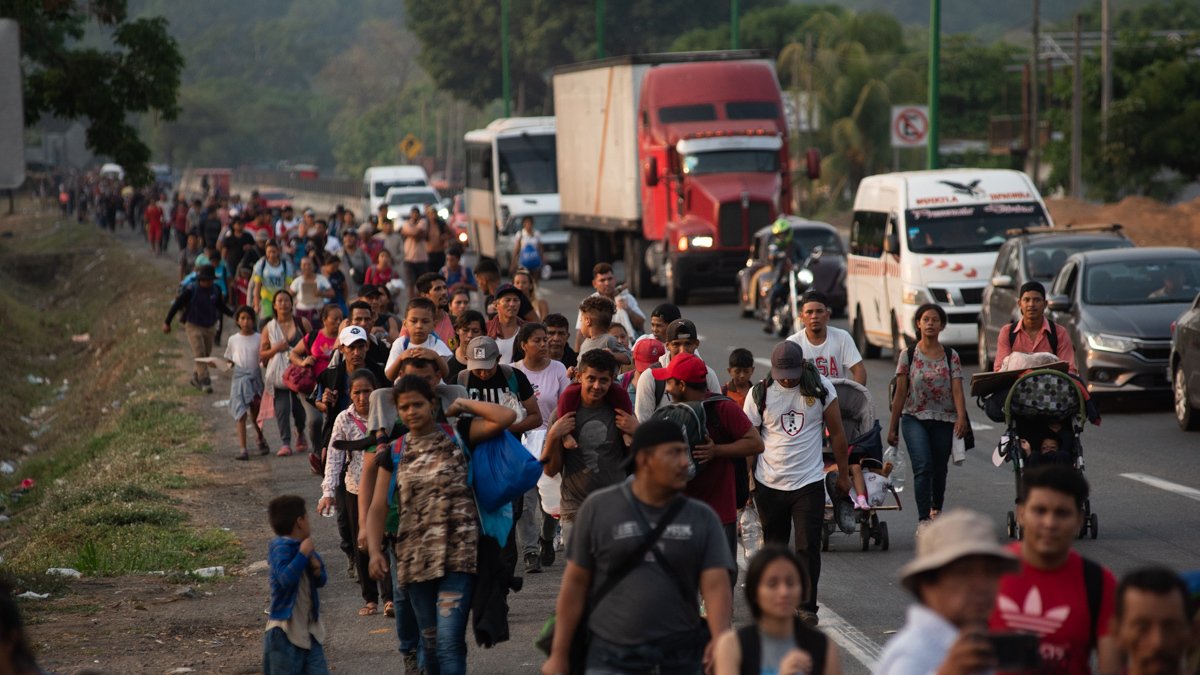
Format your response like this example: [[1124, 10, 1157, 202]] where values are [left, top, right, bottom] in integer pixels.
[[851, 210, 886, 257]]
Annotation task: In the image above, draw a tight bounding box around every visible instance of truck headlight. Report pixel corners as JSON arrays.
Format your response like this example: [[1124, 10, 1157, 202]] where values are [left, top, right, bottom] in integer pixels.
[[902, 284, 933, 305], [690, 236, 713, 248], [1085, 332, 1136, 354]]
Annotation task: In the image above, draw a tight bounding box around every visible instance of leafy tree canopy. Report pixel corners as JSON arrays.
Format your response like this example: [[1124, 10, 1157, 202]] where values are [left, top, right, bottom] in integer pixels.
[[2, 0, 184, 185]]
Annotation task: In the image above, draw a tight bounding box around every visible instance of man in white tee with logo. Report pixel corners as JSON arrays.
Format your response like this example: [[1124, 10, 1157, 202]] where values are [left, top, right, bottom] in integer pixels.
[[744, 340, 850, 627], [786, 290, 866, 385]]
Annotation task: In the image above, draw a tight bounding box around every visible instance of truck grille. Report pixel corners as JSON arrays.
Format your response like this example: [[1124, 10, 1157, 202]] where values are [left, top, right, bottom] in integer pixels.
[[717, 202, 770, 249]]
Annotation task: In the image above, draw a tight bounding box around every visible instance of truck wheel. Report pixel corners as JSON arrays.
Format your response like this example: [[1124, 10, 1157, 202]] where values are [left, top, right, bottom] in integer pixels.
[[568, 231, 594, 287], [852, 309, 881, 359], [626, 237, 662, 298]]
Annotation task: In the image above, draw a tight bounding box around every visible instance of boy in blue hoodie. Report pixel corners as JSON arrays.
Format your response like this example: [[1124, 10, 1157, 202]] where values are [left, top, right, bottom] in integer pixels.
[[264, 495, 329, 674]]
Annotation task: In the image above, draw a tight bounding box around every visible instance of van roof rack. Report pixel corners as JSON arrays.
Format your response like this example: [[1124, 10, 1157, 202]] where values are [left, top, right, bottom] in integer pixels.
[[1005, 223, 1124, 237]]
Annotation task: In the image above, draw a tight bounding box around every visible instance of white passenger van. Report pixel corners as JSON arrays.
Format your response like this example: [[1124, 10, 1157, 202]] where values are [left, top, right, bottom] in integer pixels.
[[847, 169, 1053, 357], [362, 166, 430, 217]]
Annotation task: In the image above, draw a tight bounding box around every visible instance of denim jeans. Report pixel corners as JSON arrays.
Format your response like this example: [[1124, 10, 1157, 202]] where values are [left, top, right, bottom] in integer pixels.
[[900, 415, 954, 521], [406, 571, 475, 675], [262, 627, 330, 675], [273, 387, 306, 447], [585, 630, 704, 675], [388, 546, 423, 668], [753, 481, 825, 613]]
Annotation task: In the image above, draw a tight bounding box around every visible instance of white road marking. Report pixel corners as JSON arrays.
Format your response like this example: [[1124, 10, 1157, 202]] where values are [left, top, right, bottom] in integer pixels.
[[1120, 473, 1200, 502], [754, 357, 772, 368], [817, 602, 884, 671], [970, 420, 994, 430]]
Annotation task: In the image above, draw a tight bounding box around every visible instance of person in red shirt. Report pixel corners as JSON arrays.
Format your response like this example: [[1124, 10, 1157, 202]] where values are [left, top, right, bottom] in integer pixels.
[[145, 197, 165, 255], [988, 465, 1119, 674], [656, 352, 764, 580], [993, 281, 1077, 374]]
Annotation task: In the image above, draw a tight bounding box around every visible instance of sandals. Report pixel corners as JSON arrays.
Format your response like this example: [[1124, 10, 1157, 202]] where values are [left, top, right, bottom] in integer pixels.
[[235, 452, 250, 461], [383, 601, 395, 618], [358, 602, 378, 616]]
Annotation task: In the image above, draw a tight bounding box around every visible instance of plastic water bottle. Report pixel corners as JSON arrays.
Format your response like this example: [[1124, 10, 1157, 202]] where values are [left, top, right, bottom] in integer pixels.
[[883, 445, 906, 493], [738, 507, 764, 558]]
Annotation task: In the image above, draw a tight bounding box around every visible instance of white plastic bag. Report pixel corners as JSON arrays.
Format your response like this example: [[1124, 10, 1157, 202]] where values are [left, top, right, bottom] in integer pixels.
[[537, 473, 561, 517], [951, 435, 966, 465], [522, 429, 548, 460], [738, 505, 764, 559], [883, 445, 905, 492]]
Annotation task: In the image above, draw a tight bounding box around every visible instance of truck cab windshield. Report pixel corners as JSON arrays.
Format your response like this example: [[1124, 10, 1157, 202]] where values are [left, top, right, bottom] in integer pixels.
[[905, 203, 1050, 254], [682, 150, 779, 176]]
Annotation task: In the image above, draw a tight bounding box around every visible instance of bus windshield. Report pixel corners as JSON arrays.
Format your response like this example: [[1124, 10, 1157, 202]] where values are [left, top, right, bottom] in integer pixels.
[[682, 150, 779, 176], [497, 134, 557, 195], [904, 202, 1050, 254]]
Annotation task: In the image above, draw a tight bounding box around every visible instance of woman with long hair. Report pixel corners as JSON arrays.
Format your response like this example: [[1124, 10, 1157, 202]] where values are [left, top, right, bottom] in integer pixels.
[[512, 267, 550, 321], [713, 545, 842, 675], [259, 289, 312, 457]]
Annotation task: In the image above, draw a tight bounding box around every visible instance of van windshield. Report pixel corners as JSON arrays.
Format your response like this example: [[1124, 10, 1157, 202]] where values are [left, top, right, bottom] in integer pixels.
[[374, 179, 426, 197], [388, 190, 439, 206], [904, 202, 1050, 254]]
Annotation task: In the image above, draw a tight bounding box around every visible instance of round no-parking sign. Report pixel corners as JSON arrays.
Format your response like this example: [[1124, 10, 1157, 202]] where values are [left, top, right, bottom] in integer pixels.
[[891, 106, 929, 148]]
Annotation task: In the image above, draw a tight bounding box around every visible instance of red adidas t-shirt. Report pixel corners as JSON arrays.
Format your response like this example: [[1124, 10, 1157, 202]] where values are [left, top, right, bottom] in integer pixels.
[[988, 544, 1116, 675]]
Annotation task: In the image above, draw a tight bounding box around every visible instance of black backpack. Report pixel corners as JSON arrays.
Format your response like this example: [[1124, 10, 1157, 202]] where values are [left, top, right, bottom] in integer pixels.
[[649, 395, 731, 480]]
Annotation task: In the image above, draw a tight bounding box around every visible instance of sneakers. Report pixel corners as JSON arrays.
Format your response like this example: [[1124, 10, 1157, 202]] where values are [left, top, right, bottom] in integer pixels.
[[524, 552, 542, 574], [540, 538, 555, 567], [797, 609, 819, 627], [295, 434, 309, 454], [277, 445, 292, 457]]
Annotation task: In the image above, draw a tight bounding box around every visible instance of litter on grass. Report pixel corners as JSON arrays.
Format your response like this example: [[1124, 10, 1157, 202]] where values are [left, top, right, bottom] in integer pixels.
[[46, 567, 82, 578], [17, 591, 48, 600], [192, 566, 225, 578]]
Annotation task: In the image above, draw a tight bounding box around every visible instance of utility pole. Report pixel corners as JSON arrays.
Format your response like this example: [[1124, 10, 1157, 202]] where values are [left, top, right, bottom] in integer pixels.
[[731, 0, 740, 50], [1029, 0, 1040, 185], [596, 0, 605, 59], [1100, 0, 1112, 145], [927, 0, 941, 170], [1071, 14, 1083, 199], [501, 0, 511, 117]]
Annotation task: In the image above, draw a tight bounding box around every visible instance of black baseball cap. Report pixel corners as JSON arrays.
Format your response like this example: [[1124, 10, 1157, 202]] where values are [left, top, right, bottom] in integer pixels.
[[665, 319, 698, 342]]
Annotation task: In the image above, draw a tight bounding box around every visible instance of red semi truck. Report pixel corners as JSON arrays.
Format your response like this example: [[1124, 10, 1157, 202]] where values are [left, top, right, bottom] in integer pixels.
[[554, 51, 793, 304]]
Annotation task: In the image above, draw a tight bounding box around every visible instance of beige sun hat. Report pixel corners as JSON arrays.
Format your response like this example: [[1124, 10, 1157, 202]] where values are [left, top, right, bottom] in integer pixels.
[[899, 509, 1019, 593]]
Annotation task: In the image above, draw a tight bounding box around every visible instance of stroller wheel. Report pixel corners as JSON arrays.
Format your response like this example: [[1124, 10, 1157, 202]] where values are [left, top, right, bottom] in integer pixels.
[[820, 526, 830, 552], [860, 522, 871, 551], [1089, 513, 1099, 540], [878, 522, 889, 551]]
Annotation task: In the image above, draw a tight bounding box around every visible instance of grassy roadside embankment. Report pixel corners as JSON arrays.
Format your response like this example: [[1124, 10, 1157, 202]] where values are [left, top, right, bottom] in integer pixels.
[[0, 209, 242, 595]]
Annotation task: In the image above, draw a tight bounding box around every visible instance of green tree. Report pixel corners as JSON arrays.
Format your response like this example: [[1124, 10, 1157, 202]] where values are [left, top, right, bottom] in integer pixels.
[[3, 0, 184, 185]]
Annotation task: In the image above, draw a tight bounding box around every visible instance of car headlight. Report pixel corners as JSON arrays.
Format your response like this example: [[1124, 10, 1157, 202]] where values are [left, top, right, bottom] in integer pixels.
[[677, 235, 713, 251], [902, 284, 934, 305], [438, 207, 450, 221], [458, 231, 468, 243], [797, 268, 815, 285], [1085, 332, 1136, 354]]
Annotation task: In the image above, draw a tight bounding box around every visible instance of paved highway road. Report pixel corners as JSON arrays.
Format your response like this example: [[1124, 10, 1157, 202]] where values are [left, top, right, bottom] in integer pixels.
[[314, 271, 1200, 674]]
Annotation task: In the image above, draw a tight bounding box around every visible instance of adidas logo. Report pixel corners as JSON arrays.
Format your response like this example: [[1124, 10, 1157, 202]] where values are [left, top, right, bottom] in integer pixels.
[[996, 587, 1070, 636]]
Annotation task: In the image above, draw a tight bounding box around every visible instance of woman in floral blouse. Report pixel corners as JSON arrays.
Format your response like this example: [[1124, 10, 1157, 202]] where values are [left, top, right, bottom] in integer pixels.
[[364, 375, 516, 675], [886, 303, 967, 536]]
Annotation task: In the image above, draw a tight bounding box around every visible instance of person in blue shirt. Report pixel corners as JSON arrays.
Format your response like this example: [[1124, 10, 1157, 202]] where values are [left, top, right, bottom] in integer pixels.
[[264, 494, 329, 675]]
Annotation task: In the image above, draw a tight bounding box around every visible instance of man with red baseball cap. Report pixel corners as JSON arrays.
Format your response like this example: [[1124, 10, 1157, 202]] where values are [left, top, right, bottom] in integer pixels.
[[618, 338, 667, 405], [653, 353, 763, 577]]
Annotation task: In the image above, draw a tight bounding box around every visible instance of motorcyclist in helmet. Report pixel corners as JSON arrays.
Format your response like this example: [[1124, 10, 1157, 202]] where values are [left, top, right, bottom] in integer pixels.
[[763, 217, 808, 333]]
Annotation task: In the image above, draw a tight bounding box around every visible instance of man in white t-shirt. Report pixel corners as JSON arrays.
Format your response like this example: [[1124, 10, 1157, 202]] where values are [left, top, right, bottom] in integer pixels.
[[744, 340, 849, 627], [575, 262, 644, 349], [786, 290, 866, 385], [634, 319, 722, 422]]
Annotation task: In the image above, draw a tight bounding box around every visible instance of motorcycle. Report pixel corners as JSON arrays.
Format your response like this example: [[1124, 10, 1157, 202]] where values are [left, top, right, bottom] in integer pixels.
[[765, 245, 823, 337]]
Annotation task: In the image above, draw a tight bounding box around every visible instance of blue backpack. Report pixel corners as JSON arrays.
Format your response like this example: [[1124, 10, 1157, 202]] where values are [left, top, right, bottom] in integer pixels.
[[517, 232, 542, 269]]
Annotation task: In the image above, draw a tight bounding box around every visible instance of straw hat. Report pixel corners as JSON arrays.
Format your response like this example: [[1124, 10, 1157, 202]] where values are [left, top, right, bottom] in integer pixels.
[[899, 509, 1018, 593]]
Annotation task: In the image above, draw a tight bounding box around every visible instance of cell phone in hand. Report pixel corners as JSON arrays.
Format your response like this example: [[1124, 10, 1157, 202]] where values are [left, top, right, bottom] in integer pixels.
[[986, 632, 1040, 671]]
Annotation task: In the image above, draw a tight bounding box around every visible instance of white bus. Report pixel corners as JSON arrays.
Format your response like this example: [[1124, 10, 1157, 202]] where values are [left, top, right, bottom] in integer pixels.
[[463, 117, 559, 259], [847, 169, 1053, 357]]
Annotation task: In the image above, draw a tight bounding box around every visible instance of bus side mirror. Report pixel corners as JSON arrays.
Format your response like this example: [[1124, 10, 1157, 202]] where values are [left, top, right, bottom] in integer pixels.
[[644, 156, 659, 187], [806, 148, 821, 180]]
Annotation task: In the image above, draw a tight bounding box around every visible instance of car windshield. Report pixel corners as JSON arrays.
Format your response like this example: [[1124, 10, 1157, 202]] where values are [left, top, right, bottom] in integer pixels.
[[497, 134, 557, 195], [905, 202, 1050, 254], [260, 192, 289, 201], [1083, 259, 1200, 305], [683, 150, 779, 175], [508, 214, 561, 234], [791, 228, 843, 255], [374, 179, 425, 197], [388, 190, 439, 206], [1024, 238, 1131, 282]]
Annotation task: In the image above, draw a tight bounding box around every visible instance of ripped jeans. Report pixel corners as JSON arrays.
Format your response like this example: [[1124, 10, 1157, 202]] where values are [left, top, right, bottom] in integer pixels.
[[405, 571, 475, 675]]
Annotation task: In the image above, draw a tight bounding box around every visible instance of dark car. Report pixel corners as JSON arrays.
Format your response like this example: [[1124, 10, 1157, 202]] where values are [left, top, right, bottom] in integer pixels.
[[1169, 290, 1200, 430], [737, 218, 847, 319], [978, 226, 1134, 369], [1046, 247, 1200, 395]]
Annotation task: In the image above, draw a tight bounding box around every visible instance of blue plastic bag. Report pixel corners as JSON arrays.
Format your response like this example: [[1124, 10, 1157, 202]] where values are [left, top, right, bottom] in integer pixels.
[[471, 430, 543, 512], [478, 502, 514, 547]]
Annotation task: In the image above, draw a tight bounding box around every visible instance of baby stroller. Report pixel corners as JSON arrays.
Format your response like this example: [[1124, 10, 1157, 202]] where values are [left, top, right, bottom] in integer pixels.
[[821, 378, 902, 552], [995, 368, 1099, 540]]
